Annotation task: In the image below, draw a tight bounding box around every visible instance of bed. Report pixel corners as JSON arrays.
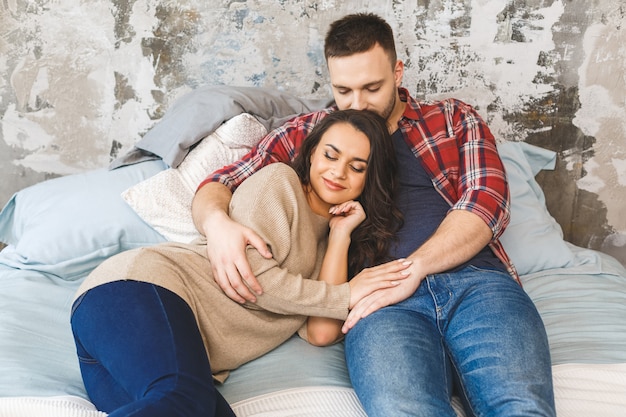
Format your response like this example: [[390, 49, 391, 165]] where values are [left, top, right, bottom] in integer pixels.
[[1, 86, 625, 417]]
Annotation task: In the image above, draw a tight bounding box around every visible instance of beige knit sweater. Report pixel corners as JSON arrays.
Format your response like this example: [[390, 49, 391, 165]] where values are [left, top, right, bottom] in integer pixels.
[[76, 163, 351, 381]]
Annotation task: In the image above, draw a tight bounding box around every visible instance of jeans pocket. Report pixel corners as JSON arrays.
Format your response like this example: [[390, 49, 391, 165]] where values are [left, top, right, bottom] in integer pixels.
[[466, 264, 511, 278]]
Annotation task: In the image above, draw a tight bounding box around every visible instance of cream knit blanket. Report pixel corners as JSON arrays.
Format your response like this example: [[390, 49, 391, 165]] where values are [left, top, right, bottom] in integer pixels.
[[0, 396, 106, 417]]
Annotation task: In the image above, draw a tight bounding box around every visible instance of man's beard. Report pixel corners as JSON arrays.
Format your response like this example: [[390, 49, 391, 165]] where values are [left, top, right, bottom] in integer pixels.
[[378, 92, 396, 121]]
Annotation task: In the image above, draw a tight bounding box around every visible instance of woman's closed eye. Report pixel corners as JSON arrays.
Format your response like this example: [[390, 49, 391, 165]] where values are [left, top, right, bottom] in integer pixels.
[[324, 152, 366, 173], [350, 164, 366, 173], [324, 151, 338, 161]]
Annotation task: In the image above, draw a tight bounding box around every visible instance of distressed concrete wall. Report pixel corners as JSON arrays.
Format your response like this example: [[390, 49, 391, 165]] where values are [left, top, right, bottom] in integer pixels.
[[1, 0, 624, 265]]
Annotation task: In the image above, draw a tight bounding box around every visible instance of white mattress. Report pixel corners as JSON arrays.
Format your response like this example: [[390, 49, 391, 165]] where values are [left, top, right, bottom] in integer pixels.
[[552, 363, 626, 417], [230, 387, 368, 417], [229, 386, 468, 416], [2, 363, 624, 417], [0, 395, 105, 417]]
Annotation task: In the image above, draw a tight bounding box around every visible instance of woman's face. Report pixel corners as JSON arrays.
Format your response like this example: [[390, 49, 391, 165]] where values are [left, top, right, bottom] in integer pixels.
[[306, 121, 371, 216]]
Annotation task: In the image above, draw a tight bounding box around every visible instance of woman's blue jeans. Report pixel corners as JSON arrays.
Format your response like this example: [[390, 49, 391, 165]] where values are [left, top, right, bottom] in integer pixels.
[[345, 266, 556, 417], [70, 281, 235, 417]]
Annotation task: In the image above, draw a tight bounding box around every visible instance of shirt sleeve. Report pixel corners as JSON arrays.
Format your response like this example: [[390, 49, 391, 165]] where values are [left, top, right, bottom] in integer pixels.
[[196, 110, 333, 193], [438, 99, 518, 280], [449, 99, 511, 240]]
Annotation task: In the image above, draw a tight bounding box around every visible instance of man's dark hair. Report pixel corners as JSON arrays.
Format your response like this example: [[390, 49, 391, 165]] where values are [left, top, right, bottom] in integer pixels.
[[324, 13, 397, 66]]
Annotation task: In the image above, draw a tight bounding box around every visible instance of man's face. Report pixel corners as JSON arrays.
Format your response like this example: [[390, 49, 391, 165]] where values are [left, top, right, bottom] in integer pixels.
[[327, 43, 403, 122]]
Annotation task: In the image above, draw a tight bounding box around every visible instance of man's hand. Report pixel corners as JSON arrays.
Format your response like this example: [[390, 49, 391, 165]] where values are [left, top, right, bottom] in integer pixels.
[[192, 182, 272, 303], [204, 212, 272, 303]]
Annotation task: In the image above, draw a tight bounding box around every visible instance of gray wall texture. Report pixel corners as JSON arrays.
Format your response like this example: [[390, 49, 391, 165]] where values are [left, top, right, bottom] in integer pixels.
[[1, 0, 625, 265]]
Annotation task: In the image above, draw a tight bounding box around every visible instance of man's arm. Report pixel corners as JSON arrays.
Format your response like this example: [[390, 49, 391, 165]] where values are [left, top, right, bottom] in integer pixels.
[[193, 109, 331, 303], [408, 209, 493, 276], [342, 209, 492, 333], [342, 100, 510, 331], [191, 181, 271, 303]]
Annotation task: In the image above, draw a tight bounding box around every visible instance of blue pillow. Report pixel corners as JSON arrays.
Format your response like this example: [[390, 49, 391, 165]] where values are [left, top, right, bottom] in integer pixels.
[[0, 160, 168, 280], [497, 142, 577, 275]]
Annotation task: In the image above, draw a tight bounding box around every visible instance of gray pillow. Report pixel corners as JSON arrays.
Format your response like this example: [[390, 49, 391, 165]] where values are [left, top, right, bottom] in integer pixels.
[[111, 85, 332, 169]]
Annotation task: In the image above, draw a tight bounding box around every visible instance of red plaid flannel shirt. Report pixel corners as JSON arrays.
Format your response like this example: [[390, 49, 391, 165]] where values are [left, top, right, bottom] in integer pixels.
[[198, 88, 519, 282]]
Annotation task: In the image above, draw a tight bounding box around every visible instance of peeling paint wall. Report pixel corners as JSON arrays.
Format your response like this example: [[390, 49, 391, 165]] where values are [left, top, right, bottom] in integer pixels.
[[1, 0, 625, 265]]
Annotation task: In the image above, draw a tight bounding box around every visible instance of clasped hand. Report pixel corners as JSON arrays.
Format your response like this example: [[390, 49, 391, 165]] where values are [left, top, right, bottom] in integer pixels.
[[343, 259, 416, 333]]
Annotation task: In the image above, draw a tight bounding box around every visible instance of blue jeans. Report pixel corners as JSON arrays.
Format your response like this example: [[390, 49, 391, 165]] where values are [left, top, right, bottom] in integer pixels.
[[345, 266, 556, 417], [70, 281, 235, 417]]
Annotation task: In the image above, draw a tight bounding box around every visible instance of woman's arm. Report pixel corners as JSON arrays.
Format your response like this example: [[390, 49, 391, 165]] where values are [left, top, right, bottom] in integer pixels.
[[192, 182, 270, 304], [305, 201, 412, 346], [232, 166, 410, 344], [233, 165, 352, 319], [305, 202, 360, 346]]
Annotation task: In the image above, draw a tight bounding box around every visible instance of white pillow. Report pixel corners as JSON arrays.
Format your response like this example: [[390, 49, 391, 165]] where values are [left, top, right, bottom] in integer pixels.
[[122, 113, 267, 243]]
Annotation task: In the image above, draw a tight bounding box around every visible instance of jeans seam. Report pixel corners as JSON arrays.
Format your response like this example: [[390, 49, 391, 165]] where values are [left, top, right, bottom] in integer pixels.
[[425, 275, 452, 335], [70, 292, 87, 317]]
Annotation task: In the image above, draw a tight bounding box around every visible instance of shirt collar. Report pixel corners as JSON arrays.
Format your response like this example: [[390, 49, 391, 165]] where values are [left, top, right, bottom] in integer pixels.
[[399, 87, 421, 122]]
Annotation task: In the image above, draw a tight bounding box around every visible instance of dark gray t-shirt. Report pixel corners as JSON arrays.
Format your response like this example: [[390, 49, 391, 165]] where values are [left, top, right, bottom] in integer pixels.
[[389, 130, 505, 272]]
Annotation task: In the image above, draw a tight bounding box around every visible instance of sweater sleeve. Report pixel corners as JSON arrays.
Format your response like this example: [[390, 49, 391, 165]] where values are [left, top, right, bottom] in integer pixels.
[[230, 163, 350, 320], [245, 247, 350, 320]]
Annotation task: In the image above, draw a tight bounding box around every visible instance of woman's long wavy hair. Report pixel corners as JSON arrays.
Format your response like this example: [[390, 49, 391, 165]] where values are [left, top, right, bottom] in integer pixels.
[[291, 109, 403, 277]]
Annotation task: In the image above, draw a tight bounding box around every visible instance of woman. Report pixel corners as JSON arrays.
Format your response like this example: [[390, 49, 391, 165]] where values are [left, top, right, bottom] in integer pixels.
[[70, 109, 406, 417]]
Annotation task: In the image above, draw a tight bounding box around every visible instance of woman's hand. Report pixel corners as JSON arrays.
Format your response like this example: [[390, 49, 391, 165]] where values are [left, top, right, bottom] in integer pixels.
[[328, 200, 366, 236], [343, 260, 424, 334], [347, 259, 412, 310]]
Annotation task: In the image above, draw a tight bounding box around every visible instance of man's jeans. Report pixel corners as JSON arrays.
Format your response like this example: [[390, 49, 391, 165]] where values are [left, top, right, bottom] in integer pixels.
[[71, 281, 235, 417], [345, 266, 556, 417]]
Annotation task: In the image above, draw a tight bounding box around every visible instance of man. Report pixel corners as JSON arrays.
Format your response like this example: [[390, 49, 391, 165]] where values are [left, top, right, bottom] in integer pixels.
[[192, 13, 556, 417]]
